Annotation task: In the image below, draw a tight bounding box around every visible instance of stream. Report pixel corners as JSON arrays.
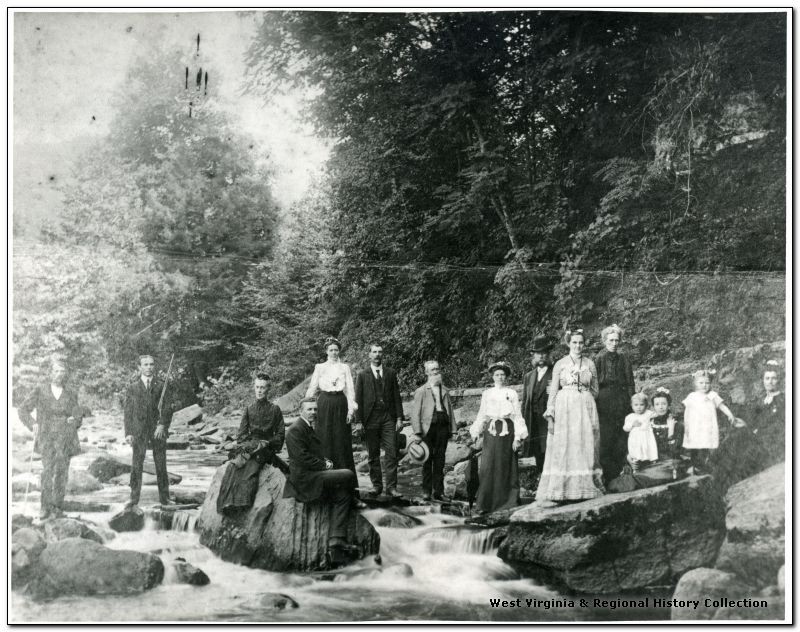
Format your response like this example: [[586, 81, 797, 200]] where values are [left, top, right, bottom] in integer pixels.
[[11, 412, 664, 623]]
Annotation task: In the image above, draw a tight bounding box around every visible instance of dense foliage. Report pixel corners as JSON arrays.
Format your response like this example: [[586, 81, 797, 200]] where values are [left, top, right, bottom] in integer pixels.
[[243, 11, 785, 388], [13, 12, 786, 404]]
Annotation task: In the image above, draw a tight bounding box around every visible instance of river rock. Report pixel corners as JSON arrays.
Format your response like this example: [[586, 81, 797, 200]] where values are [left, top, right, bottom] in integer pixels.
[[42, 517, 105, 544], [671, 568, 751, 620], [66, 469, 102, 493], [444, 442, 472, 467], [12, 514, 34, 533], [375, 510, 422, 528], [87, 455, 131, 482], [198, 462, 380, 572], [12, 527, 46, 584], [444, 459, 470, 500], [173, 490, 207, 505], [260, 593, 299, 609], [109, 506, 145, 532], [110, 472, 158, 486], [27, 537, 164, 600], [91, 454, 183, 484], [498, 475, 725, 594], [172, 558, 210, 586], [166, 435, 191, 450], [61, 499, 112, 512], [714, 462, 784, 588]]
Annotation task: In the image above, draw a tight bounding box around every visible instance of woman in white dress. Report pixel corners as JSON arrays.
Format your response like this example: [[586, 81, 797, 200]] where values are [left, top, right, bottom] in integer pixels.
[[535, 329, 605, 506], [305, 337, 360, 496], [469, 361, 528, 514]]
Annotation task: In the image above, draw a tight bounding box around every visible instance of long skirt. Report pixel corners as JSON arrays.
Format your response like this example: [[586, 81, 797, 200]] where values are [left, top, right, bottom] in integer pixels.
[[316, 391, 356, 485], [536, 387, 605, 501], [475, 420, 519, 514], [596, 385, 630, 482]]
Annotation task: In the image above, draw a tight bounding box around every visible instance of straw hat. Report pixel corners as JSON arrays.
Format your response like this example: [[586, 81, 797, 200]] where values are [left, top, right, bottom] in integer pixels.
[[406, 441, 430, 465]]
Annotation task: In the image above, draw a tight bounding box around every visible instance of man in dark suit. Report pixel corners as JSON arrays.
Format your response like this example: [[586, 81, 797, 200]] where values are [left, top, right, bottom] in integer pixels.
[[123, 354, 173, 508], [354, 344, 404, 498], [521, 335, 554, 474], [284, 398, 357, 558]]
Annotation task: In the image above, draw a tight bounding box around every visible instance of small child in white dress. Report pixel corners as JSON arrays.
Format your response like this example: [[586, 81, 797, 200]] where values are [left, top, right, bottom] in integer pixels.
[[624, 393, 658, 468], [682, 369, 741, 474]]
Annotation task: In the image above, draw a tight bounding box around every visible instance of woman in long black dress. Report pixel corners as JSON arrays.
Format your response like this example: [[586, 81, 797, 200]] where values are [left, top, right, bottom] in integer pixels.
[[595, 324, 635, 483], [305, 337, 365, 507], [18, 358, 84, 519], [469, 362, 528, 515]]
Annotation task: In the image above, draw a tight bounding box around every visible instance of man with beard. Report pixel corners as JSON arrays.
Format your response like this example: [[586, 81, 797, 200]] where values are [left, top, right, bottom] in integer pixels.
[[410, 360, 457, 501], [521, 335, 554, 474]]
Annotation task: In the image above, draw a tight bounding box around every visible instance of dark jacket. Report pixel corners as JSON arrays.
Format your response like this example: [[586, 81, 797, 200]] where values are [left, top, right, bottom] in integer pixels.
[[522, 366, 553, 434], [283, 418, 328, 503], [19, 383, 83, 454], [123, 377, 172, 439], [236, 399, 285, 454], [354, 365, 403, 424]]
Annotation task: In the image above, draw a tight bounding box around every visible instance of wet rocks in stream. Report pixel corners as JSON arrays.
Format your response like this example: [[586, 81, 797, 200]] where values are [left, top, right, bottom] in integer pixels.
[[172, 557, 210, 586], [109, 506, 145, 532]]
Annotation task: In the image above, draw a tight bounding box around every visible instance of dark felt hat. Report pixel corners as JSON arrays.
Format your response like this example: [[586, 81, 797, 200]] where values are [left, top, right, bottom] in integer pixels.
[[530, 335, 554, 354]]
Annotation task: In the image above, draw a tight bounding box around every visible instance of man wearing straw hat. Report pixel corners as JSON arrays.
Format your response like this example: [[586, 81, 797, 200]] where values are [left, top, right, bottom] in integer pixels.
[[123, 354, 174, 508]]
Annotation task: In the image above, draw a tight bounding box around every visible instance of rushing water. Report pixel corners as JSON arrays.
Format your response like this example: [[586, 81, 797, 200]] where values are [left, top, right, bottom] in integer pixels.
[[12, 413, 666, 623]]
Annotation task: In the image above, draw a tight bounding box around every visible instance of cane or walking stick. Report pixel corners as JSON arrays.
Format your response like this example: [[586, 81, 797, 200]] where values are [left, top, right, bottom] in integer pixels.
[[24, 426, 38, 516]]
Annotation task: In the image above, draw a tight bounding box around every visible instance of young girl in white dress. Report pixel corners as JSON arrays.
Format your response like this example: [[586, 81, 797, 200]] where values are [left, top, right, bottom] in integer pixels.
[[682, 369, 741, 475], [623, 392, 658, 468]]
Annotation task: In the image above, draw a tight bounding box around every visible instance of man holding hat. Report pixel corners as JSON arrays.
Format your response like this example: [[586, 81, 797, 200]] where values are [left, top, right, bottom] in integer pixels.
[[521, 335, 554, 473], [410, 360, 457, 501]]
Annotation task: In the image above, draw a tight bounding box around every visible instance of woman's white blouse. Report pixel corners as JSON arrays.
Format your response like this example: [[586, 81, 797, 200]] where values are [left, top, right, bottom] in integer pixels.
[[305, 361, 357, 415], [470, 386, 528, 441]]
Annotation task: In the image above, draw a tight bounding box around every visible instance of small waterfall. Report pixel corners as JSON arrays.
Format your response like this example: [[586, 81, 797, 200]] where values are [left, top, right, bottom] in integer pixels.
[[416, 525, 504, 555], [170, 510, 199, 532]]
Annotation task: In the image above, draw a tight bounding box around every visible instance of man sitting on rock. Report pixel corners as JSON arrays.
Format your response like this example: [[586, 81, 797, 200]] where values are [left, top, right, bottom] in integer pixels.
[[217, 373, 288, 515], [284, 397, 359, 567]]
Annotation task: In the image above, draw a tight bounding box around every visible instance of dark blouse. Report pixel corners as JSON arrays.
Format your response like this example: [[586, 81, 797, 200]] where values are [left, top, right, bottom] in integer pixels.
[[237, 399, 285, 454], [651, 413, 683, 459], [595, 350, 635, 397]]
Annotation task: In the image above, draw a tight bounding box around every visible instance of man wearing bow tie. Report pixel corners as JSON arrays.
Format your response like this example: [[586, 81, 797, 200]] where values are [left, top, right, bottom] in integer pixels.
[[354, 344, 404, 498], [123, 355, 174, 508], [521, 335, 554, 475]]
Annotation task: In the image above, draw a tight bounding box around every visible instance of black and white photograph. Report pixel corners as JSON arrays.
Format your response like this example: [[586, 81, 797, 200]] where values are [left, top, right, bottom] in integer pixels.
[[9, 6, 789, 623]]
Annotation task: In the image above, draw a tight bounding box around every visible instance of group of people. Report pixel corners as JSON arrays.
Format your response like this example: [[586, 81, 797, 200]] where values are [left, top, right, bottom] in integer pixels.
[[468, 326, 786, 514], [18, 330, 785, 564]]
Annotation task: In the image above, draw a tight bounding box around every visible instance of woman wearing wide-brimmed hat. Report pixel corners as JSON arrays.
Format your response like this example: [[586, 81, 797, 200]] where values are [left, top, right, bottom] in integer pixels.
[[469, 361, 527, 514], [535, 328, 605, 506]]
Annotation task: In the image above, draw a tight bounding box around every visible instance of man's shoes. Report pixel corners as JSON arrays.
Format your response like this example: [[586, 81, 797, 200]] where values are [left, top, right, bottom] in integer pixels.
[[352, 499, 367, 509], [386, 489, 403, 499], [432, 492, 450, 502], [366, 488, 382, 499], [39, 508, 52, 520], [160, 498, 178, 506], [50, 507, 66, 518], [124, 501, 139, 511], [422, 493, 432, 501]]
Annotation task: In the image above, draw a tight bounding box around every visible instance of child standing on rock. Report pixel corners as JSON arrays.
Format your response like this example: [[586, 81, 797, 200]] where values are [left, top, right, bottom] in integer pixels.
[[623, 393, 658, 470], [682, 369, 742, 474]]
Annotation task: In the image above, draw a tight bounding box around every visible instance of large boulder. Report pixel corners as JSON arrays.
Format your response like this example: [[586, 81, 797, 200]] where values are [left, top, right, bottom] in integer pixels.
[[198, 462, 380, 572], [11, 528, 46, 584], [714, 462, 785, 588], [27, 537, 164, 600], [497, 475, 725, 594]]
